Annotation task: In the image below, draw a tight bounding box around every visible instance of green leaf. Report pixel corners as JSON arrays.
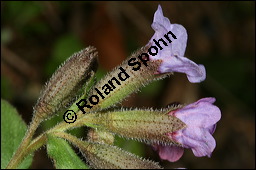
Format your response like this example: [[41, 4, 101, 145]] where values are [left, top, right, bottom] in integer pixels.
[[47, 135, 88, 169], [1, 99, 33, 169]]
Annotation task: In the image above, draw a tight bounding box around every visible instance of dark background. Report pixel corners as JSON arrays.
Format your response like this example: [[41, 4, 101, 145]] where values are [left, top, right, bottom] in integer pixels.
[[1, 1, 255, 169]]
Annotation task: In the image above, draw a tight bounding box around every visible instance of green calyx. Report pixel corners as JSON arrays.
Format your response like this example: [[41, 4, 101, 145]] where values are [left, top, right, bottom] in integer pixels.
[[82, 107, 186, 146]]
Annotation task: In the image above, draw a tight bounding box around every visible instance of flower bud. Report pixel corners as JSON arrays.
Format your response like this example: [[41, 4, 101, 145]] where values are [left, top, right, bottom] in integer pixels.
[[83, 107, 186, 146], [33, 46, 98, 120], [53, 132, 162, 169], [81, 142, 162, 169]]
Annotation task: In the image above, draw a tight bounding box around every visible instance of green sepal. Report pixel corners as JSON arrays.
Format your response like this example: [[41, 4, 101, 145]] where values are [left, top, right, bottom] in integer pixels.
[[82, 107, 186, 146]]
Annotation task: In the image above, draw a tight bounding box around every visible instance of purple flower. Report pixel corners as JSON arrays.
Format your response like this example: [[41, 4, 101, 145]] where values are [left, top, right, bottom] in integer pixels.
[[147, 5, 206, 83], [154, 97, 221, 162]]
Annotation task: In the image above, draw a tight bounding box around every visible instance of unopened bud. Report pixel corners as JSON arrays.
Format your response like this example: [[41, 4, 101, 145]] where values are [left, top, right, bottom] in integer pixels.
[[83, 107, 186, 146], [53, 132, 162, 169], [34, 46, 98, 121], [82, 141, 162, 169]]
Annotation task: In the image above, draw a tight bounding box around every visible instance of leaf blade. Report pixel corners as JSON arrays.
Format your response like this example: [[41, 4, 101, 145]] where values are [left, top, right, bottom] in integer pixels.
[[1, 99, 33, 169], [47, 135, 88, 169]]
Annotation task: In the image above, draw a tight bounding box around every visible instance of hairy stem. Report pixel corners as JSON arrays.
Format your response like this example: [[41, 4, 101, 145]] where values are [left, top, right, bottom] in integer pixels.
[[52, 131, 86, 148], [26, 134, 47, 155]]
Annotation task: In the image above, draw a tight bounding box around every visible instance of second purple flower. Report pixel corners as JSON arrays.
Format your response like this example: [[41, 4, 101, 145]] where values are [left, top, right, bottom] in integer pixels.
[[154, 97, 221, 162]]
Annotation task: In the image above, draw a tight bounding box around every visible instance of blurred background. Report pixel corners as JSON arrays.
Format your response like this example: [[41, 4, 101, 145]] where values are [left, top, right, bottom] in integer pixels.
[[1, 1, 255, 169]]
